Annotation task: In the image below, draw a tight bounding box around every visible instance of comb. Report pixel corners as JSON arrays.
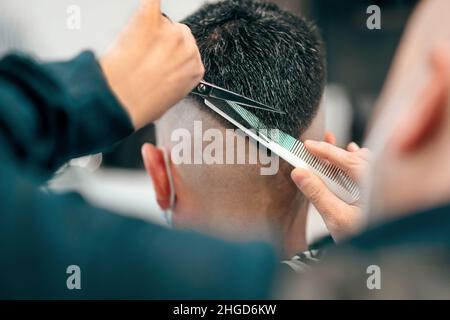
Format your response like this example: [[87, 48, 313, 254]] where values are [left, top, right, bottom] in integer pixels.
[[204, 98, 361, 204]]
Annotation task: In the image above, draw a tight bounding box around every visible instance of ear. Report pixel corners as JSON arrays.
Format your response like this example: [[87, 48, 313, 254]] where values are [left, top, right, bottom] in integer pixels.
[[141, 143, 172, 210], [393, 45, 450, 153]]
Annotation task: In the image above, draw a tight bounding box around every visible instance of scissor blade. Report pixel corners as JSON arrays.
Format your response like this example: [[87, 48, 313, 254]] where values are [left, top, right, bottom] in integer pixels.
[[208, 88, 285, 114], [232, 101, 285, 114], [192, 80, 285, 114]]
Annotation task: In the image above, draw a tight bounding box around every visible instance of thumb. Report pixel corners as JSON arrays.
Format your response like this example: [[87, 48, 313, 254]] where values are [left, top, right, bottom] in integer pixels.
[[140, 0, 162, 24], [291, 168, 346, 222]]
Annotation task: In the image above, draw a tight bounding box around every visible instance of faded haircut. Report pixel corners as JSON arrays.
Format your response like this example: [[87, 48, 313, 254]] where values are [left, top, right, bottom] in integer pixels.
[[183, 0, 326, 137]]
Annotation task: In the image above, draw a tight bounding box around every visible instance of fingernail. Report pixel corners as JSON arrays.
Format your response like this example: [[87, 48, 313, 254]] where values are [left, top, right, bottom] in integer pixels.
[[349, 142, 360, 150], [305, 140, 319, 147]]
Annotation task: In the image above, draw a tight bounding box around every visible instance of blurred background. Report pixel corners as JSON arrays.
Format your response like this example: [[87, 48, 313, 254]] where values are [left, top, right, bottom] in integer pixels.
[[0, 0, 418, 242]]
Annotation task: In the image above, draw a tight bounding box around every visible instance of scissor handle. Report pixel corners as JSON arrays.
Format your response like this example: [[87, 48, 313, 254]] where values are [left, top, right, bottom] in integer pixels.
[[191, 80, 213, 97]]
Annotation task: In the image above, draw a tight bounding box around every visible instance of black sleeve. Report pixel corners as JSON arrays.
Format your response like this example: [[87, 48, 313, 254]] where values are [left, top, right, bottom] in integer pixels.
[[0, 52, 277, 298], [0, 51, 133, 177]]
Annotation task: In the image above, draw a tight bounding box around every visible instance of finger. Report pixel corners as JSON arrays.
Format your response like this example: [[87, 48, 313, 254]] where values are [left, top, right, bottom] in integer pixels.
[[178, 24, 201, 60], [175, 24, 196, 51], [291, 168, 346, 222], [140, 0, 162, 24], [305, 140, 353, 174], [142, 0, 161, 13], [161, 13, 172, 23], [347, 142, 360, 152], [358, 147, 372, 161], [324, 131, 337, 145], [178, 23, 194, 38]]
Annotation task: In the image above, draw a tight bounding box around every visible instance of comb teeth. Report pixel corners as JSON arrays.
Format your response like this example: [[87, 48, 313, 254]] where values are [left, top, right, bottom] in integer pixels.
[[226, 101, 361, 203]]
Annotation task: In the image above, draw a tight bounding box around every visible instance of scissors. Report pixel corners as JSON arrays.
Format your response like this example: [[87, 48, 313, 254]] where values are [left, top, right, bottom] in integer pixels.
[[191, 80, 285, 114]]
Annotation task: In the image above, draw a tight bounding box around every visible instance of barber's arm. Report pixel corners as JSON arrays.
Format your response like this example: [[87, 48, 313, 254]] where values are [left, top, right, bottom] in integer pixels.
[[291, 139, 371, 241], [0, 0, 277, 299], [0, 0, 203, 175]]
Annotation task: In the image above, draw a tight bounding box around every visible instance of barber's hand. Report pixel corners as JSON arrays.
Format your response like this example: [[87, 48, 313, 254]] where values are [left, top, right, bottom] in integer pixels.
[[101, 0, 204, 129], [291, 134, 371, 242]]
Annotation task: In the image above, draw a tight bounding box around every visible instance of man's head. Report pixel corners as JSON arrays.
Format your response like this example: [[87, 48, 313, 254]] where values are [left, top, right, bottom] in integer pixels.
[[366, 0, 450, 220], [142, 0, 325, 256]]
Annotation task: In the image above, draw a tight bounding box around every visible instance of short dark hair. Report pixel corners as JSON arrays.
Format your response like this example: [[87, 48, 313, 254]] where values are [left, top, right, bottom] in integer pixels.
[[183, 0, 325, 136]]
